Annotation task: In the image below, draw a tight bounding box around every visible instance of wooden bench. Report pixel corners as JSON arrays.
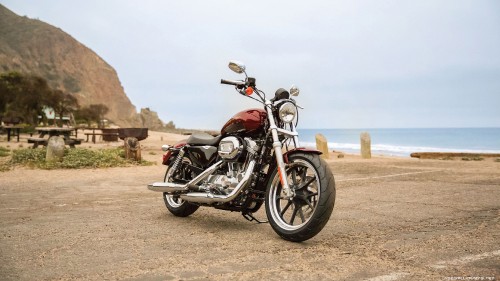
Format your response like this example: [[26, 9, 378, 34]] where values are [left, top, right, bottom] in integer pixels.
[[67, 138, 83, 148], [27, 137, 83, 148], [27, 137, 48, 148]]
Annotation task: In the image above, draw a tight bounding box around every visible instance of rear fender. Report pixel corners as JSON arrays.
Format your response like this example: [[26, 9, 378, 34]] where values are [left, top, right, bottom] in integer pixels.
[[162, 140, 187, 166]]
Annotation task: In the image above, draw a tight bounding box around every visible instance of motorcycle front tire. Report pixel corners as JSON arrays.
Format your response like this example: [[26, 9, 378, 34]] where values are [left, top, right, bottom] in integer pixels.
[[265, 152, 335, 242]]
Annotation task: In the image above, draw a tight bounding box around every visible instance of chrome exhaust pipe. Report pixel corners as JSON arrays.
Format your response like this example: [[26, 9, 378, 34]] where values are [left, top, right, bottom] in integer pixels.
[[147, 182, 186, 192], [180, 160, 255, 204], [147, 161, 224, 193]]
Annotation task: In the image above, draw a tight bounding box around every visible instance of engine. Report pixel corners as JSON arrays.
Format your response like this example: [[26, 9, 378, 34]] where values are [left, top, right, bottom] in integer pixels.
[[201, 137, 259, 195], [217, 136, 242, 160], [217, 136, 259, 161], [205, 162, 244, 194]]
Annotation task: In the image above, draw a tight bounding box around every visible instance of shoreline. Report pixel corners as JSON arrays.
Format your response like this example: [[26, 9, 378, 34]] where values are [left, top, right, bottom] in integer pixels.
[[410, 152, 500, 159]]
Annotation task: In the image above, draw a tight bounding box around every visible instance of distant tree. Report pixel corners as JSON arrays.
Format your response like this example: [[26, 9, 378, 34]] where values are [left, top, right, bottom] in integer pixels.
[[24, 76, 56, 124], [0, 72, 52, 125], [74, 104, 108, 127], [48, 89, 79, 127], [89, 104, 109, 128], [165, 121, 176, 130], [0, 72, 25, 121], [74, 107, 94, 127]]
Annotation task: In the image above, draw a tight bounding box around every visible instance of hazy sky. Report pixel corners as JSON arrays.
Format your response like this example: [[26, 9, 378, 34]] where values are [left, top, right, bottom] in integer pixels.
[[3, 1, 500, 129]]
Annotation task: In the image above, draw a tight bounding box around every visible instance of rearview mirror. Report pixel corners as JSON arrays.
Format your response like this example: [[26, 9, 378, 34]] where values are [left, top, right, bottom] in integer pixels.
[[290, 85, 300, 96], [228, 61, 246, 74]]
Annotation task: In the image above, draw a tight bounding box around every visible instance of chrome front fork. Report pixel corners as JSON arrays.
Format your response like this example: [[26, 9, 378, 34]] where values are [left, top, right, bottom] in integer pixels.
[[290, 122, 300, 147], [265, 101, 294, 198]]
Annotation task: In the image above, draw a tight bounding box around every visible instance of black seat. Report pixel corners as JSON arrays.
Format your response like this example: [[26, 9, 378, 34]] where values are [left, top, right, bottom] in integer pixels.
[[187, 132, 222, 146]]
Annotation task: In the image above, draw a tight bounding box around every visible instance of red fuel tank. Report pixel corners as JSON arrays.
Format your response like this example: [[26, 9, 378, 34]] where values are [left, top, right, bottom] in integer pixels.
[[221, 108, 267, 137]]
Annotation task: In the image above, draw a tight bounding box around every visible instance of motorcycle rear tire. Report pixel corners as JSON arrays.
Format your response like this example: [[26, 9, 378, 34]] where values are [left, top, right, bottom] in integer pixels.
[[162, 159, 199, 217], [163, 192, 199, 217], [265, 152, 335, 242]]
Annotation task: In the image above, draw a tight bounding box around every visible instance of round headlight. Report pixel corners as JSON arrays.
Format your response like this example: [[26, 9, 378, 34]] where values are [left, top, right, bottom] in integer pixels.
[[278, 102, 297, 123]]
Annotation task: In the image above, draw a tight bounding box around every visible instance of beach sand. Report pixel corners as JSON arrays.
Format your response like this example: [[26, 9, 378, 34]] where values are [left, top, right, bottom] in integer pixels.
[[0, 131, 499, 280]]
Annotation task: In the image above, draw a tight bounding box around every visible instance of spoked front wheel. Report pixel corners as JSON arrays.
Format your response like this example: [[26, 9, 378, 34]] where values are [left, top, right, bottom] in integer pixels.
[[265, 153, 335, 242]]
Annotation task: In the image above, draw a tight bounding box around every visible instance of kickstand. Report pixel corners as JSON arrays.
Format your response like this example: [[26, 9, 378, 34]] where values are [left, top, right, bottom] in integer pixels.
[[242, 212, 268, 224]]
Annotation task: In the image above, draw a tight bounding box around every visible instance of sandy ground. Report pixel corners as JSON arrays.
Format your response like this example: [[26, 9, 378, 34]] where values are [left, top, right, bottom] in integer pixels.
[[0, 131, 499, 280]]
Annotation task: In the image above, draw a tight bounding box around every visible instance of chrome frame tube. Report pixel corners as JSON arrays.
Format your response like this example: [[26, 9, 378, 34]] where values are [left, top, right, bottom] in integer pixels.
[[147, 160, 224, 193], [188, 160, 224, 188]]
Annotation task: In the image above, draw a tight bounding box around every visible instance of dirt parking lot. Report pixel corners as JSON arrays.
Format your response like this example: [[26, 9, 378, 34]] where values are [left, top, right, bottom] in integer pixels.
[[0, 139, 499, 280]]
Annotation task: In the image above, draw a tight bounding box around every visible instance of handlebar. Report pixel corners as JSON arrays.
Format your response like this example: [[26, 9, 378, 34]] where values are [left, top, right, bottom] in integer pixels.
[[221, 77, 265, 101], [220, 79, 245, 87]]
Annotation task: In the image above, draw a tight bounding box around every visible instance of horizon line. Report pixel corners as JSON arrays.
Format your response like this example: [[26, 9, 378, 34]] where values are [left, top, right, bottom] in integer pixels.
[[297, 126, 500, 130]]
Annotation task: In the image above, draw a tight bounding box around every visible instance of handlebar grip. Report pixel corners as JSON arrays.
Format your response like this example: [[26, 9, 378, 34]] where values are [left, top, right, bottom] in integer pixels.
[[220, 79, 245, 86]]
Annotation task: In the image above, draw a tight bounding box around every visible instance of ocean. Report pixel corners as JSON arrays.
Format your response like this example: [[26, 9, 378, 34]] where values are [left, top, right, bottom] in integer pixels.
[[297, 128, 500, 157]]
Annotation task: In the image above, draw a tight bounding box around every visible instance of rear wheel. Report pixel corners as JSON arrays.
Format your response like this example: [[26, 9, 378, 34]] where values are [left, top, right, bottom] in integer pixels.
[[265, 153, 335, 242], [162, 157, 199, 217]]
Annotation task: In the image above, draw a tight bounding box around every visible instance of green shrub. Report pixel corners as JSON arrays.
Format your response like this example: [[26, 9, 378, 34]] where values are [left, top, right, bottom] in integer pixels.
[[0, 162, 9, 172], [11, 148, 45, 164], [461, 156, 484, 161], [0, 146, 10, 157], [9, 147, 153, 170], [440, 156, 453, 160]]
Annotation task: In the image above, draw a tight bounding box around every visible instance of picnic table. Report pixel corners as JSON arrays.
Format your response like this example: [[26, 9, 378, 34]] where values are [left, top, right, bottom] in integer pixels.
[[1, 125, 23, 142], [27, 127, 82, 148]]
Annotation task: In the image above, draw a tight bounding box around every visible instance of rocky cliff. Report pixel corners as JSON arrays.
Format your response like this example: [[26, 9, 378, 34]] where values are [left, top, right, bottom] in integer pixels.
[[140, 108, 166, 131], [0, 4, 161, 128]]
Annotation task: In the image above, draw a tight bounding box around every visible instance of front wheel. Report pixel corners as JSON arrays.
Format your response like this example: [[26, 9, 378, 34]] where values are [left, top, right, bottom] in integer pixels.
[[265, 153, 335, 242]]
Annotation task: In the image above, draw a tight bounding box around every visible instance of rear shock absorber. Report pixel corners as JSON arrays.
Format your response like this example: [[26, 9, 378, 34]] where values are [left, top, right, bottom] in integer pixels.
[[168, 147, 185, 179]]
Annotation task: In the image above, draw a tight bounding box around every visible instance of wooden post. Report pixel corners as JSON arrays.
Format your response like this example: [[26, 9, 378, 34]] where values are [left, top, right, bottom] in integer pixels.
[[360, 132, 371, 159], [124, 137, 141, 161], [315, 133, 330, 159], [46, 136, 65, 162]]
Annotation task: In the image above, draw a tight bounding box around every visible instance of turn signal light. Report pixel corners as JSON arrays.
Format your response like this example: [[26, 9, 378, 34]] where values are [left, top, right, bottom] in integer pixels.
[[245, 87, 254, 95]]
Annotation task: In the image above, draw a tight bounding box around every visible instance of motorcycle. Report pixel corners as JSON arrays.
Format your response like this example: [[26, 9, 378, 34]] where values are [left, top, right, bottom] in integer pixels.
[[147, 61, 336, 242]]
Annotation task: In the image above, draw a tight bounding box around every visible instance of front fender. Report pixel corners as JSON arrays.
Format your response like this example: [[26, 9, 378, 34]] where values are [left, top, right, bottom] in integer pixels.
[[259, 148, 323, 191], [283, 147, 322, 163]]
